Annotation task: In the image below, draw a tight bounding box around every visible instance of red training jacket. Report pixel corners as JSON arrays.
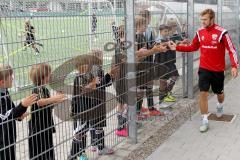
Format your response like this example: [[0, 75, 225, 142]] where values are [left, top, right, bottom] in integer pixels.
[[176, 24, 238, 71]]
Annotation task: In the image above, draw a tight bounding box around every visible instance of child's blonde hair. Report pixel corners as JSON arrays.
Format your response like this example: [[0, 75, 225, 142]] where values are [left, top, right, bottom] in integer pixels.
[[139, 9, 151, 19], [90, 49, 103, 59], [29, 63, 52, 86], [0, 64, 13, 81], [118, 25, 125, 39], [135, 16, 146, 29], [74, 52, 102, 73]]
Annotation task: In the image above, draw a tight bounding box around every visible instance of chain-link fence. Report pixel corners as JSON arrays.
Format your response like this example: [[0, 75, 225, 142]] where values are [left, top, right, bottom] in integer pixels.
[[0, 0, 239, 160]]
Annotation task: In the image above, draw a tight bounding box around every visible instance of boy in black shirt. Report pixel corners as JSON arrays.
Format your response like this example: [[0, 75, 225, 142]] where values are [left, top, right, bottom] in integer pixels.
[[138, 9, 165, 116], [112, 24, 129, 137], [68, 50, 116, 160], [135, 16, 165, 118], [0, 64, 37, 160], [155, 24, 179, 105], [28, 63, 65, 160]]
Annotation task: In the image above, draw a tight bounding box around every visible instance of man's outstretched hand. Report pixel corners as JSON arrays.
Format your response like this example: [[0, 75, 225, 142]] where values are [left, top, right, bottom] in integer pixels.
[[178, 39, 190, 46]]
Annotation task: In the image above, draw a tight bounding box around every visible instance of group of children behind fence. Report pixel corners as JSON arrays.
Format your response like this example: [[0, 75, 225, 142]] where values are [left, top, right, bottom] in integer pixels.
[[0, 50, 117, 160], [0, 9, 184, 160], [114, 10, 184, 137]]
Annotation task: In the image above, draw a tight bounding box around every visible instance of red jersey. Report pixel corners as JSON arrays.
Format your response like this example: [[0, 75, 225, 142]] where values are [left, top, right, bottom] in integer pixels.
[[176, 24, 238, 71]]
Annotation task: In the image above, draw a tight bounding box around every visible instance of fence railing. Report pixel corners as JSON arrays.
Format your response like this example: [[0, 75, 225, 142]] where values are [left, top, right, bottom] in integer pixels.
[[0, 0, 239, 160]]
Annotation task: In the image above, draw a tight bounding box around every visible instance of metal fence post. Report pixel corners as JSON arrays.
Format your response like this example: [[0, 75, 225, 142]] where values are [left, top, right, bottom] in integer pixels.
[[187, 0, 194, 99], [125, 0, 137, 144], [217, 0, 222, 26], [88, 0, 92, 50], [182, 53, 187, 98]]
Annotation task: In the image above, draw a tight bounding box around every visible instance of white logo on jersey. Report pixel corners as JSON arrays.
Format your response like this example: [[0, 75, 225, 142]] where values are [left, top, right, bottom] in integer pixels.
[[202, 45, 217, 49], [212, 34, 218, 41], [201, 36, 205, 41]]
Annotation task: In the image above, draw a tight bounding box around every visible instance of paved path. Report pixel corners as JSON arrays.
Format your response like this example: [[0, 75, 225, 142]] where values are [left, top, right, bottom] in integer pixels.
[[147, 76, 240, 160]]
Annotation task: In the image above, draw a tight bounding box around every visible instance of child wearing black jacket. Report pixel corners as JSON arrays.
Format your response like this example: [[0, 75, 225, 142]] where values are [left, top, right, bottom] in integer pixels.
[[155, 24, 179, 104], [28, 63, 65, 160], [135, 16, 165, 118], [0, 64, 37, 160], [68, 50, 116, 160]]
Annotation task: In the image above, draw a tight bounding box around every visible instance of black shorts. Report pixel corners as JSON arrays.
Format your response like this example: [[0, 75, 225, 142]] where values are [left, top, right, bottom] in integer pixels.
[[25, 36, 35, 44], [198, 68, 224, 94], [159, 63, 179, 79], [73, 116, 106, 133]]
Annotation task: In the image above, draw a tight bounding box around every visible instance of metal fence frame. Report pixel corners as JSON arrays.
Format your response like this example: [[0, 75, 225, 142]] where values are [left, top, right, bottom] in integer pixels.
[[0, 0, 239, 159]]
